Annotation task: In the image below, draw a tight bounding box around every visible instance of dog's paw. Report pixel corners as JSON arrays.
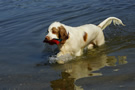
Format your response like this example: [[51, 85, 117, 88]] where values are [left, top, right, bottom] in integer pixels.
[[57, 60, 64, 64], [57, 52, 63, 57], [87, 44, 94, 49]]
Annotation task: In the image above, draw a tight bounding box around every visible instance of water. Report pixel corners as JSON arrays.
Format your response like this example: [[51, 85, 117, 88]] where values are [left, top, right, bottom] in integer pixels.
[[0, 0, 135, 90]]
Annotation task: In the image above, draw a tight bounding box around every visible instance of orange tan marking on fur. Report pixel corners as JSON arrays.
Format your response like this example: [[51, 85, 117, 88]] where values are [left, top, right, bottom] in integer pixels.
[[52, 25, 69, 44], [58, 25, 69, 44], [83, 32, 88, 42], [52, 27, 59, 38]]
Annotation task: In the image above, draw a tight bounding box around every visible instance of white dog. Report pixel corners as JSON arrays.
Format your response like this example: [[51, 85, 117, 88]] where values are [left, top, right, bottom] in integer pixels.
[[44, 17, 125, 63]]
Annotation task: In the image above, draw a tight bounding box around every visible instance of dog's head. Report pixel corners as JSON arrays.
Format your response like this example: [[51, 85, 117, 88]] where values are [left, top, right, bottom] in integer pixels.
[[44, 22, 69, 44]]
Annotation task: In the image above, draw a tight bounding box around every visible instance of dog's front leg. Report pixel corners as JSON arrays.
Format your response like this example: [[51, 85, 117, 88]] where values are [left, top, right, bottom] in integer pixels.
[[75, 49, 83, 56], [87, 43, 94, 49], [56, 52, 65, 64], [57, 51, 64, 57]]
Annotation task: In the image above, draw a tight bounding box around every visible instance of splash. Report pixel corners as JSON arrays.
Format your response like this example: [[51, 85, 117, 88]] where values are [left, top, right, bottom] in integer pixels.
[[49, 54, 75, 64]]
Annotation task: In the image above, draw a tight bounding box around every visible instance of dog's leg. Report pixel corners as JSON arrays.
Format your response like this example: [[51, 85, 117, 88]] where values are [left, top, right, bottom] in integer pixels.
[[87, 38, 105, 49], [95, 37, 105, 46], [56, 52, 65, 64], [87, 43, 94, 49], [57, 60, 64, 64], [75, 49, 83, 56], [93, 32, 105, 47], [57, 52, 63, 57]]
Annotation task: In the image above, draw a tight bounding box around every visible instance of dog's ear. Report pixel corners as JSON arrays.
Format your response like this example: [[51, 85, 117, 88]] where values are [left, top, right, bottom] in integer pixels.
[[58, 25, 69, 44]]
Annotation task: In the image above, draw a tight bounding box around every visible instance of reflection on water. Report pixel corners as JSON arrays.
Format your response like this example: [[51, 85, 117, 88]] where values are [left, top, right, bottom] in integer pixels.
[[51, 72, 75, 90], [51, 50, 127, 90], [0, 0, 134, 89]]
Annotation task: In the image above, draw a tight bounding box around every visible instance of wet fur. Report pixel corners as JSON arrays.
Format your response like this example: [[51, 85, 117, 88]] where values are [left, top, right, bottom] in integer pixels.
[[45, 17, 125, 64]]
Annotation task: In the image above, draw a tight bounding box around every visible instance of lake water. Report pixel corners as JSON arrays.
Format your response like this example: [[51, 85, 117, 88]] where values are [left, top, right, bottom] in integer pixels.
[[0, 0, 135, 90]]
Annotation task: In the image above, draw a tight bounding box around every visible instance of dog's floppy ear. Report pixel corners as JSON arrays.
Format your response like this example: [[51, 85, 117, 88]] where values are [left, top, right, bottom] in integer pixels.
[[58, 25, 69, 44]]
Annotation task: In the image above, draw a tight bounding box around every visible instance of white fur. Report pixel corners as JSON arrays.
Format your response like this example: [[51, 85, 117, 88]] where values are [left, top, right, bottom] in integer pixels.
[[98, 17, 125, 30], [46, 22, 61, 40], [46, 17, 124, 63]]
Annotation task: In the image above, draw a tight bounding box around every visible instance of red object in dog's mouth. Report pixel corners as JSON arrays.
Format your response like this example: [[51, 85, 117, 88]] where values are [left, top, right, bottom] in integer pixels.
[[43, 39, 61, 45]]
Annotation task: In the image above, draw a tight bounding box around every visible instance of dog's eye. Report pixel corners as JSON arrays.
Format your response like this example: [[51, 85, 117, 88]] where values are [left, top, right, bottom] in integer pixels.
[[52, 30, 56, 34]]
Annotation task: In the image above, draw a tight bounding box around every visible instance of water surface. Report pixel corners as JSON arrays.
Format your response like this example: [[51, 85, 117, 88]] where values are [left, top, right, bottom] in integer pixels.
[[0, 0, 135, 90]]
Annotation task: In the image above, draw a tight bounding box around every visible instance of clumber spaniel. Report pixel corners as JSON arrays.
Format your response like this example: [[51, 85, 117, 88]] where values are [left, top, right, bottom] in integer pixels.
[[44, 17, 125, 64]]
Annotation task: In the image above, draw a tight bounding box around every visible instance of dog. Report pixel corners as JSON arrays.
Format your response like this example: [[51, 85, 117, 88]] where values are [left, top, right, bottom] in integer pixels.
[[44, 17, 125, 64]]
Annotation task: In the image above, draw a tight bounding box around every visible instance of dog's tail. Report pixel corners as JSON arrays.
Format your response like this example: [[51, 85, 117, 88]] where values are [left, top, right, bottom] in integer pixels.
[[98, 17, 125, 30]]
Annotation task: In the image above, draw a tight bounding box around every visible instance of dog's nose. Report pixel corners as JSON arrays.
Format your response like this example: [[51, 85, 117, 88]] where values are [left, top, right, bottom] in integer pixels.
[[45, 36, 51, 41]]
